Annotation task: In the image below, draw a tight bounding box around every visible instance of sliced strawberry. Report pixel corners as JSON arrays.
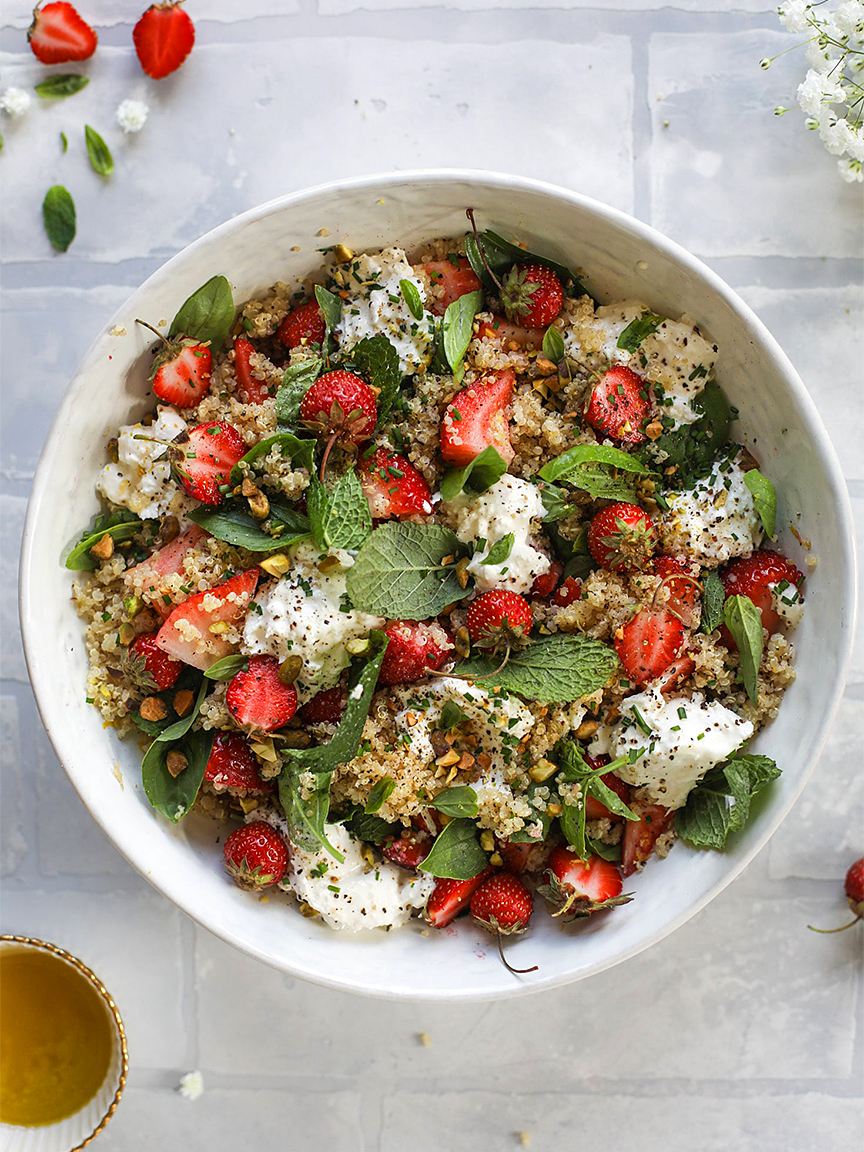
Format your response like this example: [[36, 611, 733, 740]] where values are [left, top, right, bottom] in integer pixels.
[[276, 299, 326, 349], [133, 1, 195, 80], [584, 365, 650, 444], [155, 568, 258, 670], [175, 421, 246, 506], [421, 257, 482, 316], [380, 830, 431, 871], [358, 447, 433, 518], [497, 840, 533, 874], [234, 337, 270, 405], [205, 732, 274, 795], [226, 655, 298, 732], [440, 369, 514, 467], [28, 2, 97, 64], [125, 523, 207, 619], [615, 608, 685, 686], [299, 684, 347, 724], [654, 652, 696, 694], [552, 576, 582, 608], [621, 804, 673, 877], [529, 558, 563, 599], [721, 549, 804, 639], [378, 620, 454, 685], [476, 315, 544, 350], [425, 866, 494, 929], [653, 555, 699, 624], [539, 846, 631, 920], [150, 339, 212, 408]]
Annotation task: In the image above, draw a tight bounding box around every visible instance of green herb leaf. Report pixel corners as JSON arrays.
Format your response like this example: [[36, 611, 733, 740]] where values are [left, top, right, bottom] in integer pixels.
[[565, 466, 639, 502], [276, 358, 323, 427], [346, 810, 399, 843], [278, 768, 344, 860], [84, 124, 113, 177], [230, 432, 316, 486], [538, 482, 578, 523], [476, 229, 589, 298], [142, 726, 214, 824], [439, 445, 507, 502], [586, 837, 622, 862], [203, 653, 248, 681], [723, 594, 764, 705], [559, 795, 588, 858], [675, 752, 781, 850], [151, 678, 209, 743], [346, 522, 466, 618], [399, 278, 424, 320], [744, 468, 777, 538], [616, 310, 665, 353], [480, 533, 515, 567], [314, 284, 341, 357], [35, 74, 89, 99], [431, 785, 479, 819], [307, 468, 372, 552], [365, 777, 395, 814], [539, 443, 653, 485], [170, 275, 235, 354], [455, 633, 618, 703], [64, 510, 141, 570], [442, 290, 483, 378], [438, 699, 467, 729], [419, 818, 488, 879], [640, 382, 731, 489], [60, 131, 68, 153], [42, 185, 76, 252], [542, 325, 566, 363], [700, 568, 725, 634], [187, 503, 309, 552], [587, 774, 639, 821], [347, 334, 402, 420]]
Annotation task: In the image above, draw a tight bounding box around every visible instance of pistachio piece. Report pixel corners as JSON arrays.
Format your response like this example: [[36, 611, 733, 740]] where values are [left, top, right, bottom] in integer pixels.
[[89, 533, 114, 561], [172, 688, 195, 717], [139, 696, 168, 722], [259, 553, 291, 578], [166, 750, 188, 777], [277, 655, 303, 685]]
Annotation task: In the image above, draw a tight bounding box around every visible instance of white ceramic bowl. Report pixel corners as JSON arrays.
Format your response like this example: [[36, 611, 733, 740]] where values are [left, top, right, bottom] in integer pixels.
[[20, 171, 856, 1001]]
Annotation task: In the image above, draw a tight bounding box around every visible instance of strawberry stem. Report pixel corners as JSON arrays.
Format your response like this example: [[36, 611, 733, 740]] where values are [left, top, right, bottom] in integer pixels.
[[135, 318, 170, 346], [807, 919, 860, 934], [465, 207, 503, 292], [429, 645, 513, 683], [319, 431, 339, 481], [495, 930, 538, 975]]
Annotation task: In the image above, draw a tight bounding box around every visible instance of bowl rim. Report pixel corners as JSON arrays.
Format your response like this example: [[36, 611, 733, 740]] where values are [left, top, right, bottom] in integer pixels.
[[19, 168, 858, 1000]]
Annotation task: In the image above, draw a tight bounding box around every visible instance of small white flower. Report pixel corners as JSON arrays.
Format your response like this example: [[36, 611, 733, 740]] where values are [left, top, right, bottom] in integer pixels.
[[833, 1, 864, 36], [779, 0, 811, 34], [116, 98, 149, 134], [838, 156, 863, 181], [0, 87, 31, 119]]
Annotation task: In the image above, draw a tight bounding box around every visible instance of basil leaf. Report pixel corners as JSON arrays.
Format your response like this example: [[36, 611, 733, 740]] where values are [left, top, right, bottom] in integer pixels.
[[442, 290, 483, 379], [307, 468, 372, 552], [42, 185, 76, 252], [315, 284, 341, 356], [744, 468, 777, 538], [419, 818, 488, 879], [640, 382, 731, 489], [364, 777, 395, 814], [587, 837, 622, 863], [454, 633, 618, 704], [539, 443, 653, 485], [276, 358, 323, 427], [346, 522, 466, 618], [700, 568, 725, 634], [84, 125, 113, 176], [723, 594, 764, 705], [481, 533, 514, 566], [538, 482, 579, 523], [559, 795, 588, 859], [564, 465, 639, 502], [278, 768, 344, 860], [347, 334, 402, 420], [400, 278, 424, 320], [675, 752, 781, 850], [35, 74, 89, 99], [347, 810, 399, 843], [431, 785, 479, 819], [170, 275, 235, 353], [64, 510, 142, 570], [152, 678, 209, 743], [142, 727, 214, 824], [587, 775, 638, 822], [439, 445, 507, 502], [230, 432, 316, 485], [204, 653, 248, 681], [542, 326, 566, 363], [478, 230, 589, 298], [616, 310, 665, 354], [187, 503, 309, 551]]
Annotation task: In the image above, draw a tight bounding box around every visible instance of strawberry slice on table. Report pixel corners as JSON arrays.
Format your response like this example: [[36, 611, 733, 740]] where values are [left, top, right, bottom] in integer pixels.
[[441, 369, 515, 467], [175, 421, 246, 506], [500, 264, 564, 329], [425, 866, 494, 929], [540, 846, 632, 920], [378, 620, 454, 685], [205, 732, 274, 795], [28, 2, 97, 64], [615, 607, 685, 686], [155, 568, 258, 670], [125, 523, 206, 619], [621, 804, 673, 877], [226, 655, 298, 732], [476, 315, 544, 351], [584, 365, 650, 445], [380, 831, 432, 871], [233, 337, 270, 405], [148, 337, 212, 408], [133, 1, 195, 80], [421, 257, 482, 315], [721, 549, 804, 639], [125, 630, 182, 692], [358, 447, 433, 518], [588, 502, 656, 572], [223, 821, 289, 890], [276, 299, 326, 349]]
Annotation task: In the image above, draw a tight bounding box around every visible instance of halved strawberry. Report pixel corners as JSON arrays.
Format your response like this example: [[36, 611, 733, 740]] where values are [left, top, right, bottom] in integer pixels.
[[584, 365, 650, 444], [654, 652, 696, 694], [205, 732, 274, 795], [175, 421, 246, 506], [529, 558, 563, 599], [133, 1, 195, 80], [421, 257, 482, 316], [476, 315, 544, 351], [299, 684, 347, 724], [226, 655, 298, 732], [615, 608, 685, 686], [621, 804, 673, 877], [28, 2, 97, 64], [150, 339, 212, 408], [380, 830, 431, 871], [497, 840, 533, 874], [155, 568, 258, 670], [276, 299, 326, 349], [378, 619, 454, 685], [425, 866, 494, 929], [441, 369, 514, 467], [234, 337, 270, 405], [721, 549, 804, 639], [125, 523, 206, 619], [358, 447, 433, 518], [539, 846, 631, 920]]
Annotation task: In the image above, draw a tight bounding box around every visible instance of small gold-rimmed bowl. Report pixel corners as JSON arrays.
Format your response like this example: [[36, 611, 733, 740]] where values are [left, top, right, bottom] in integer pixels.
[[0, 937, 128, 1152]]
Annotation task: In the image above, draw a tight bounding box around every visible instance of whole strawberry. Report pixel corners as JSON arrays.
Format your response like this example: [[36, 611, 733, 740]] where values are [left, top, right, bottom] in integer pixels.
[[500, 264, 563, 329], [124, 630, 182, 692], [134, 2, 195, 80], [470, 872, 533, 935], [277, 299, 326, 349], [809, 857, 864, 933], [300, 370, 377, 475], [588, 502, 656, 572], [466, 590, 532, 657], [223, 821, 288, 890], [378, 620, 453, 685]]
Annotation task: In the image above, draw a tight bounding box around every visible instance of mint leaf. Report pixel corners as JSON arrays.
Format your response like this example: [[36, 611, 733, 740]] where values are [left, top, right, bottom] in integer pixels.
[[442, 290, 483, 379], [42, 185, 76, 252], [542, 325, 566, 363], [231, 431, 315, 485], [723, 594, 763, 705], [400, 278, 424, 320], [84, 124, 113, 177], [187, 503, 309, 551], [364, 777, 395, 814], [700, 568, 725, 634], [170, 275, 235, 354], [278, 768, 344, 859], [674, 753, 781, 849], [616, 310, 664, 353], [439, 445, 507, 502], [35, 74, 89, 99], [455, 633, 618, 703], [431, 785, 478, 819], [419, 818, 488, 879], [744, 468, 776, 538], [347, 334, 401, 420], [307, 468, 372, 552], [538, 482, 579, 523], [539, 444, 653, 485], [204, 653, 248, 681], [276, 358, 323, 426], [315, 284, 341, 357], [640, 382, 731, 489], [481, 533, 514, 566], [346, 522, 466, 618], [142, 726, 214, 824], [64, 510, 141, 570]]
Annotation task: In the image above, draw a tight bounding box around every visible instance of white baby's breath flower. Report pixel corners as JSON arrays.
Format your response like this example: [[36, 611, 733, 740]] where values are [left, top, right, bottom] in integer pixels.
[[833, 0, 864, 36], [779, 0, 811, 34], [116, 98, 149, 134], [838, 156, 863, 181], [0, 87, 31, 118]]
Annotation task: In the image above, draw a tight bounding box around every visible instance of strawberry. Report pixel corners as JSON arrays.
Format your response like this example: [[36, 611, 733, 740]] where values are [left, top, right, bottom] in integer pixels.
[[497, 840, 533, 874], [223, 821, 288, 890], [621, 803, 673, 877], [529, 558, 563, 599], [125, 523, 206, 619], [358, 447, 433, 518], [425, 867, 494, 928], [28, 2, 97, 64], [226, 655, 298, 732], [380, 830, 431, 871], [378, 620, 454, 685], [615, 608, 685, 686], [174, 421, 246, 506], [582, 756, 632, 821], [440, 369, 514, 467], [588, 502, 656, 572], [155, 568, 258, 670], [653, 555, 699, 623], [422, 257, 482, 315], [300, 370, 377, 472], [584, 365, 650, 444], [466, 590, 532, 655], [539, 846, 631, 920], [721, 549, 804, 638], [144, 328, 212, 408], [501, 264, 564, 329], [205, 732, 274, 795], [654, 652, 696, 694], [476, 315, 544, 351], [233, 337, 270, 405], [470, 872, 533, 935], [276, 299, 326, 349], [300, 683, 347, 724], [809, 857, 864, 934], [133, 1, 195, 80], [552, 576, 582, 608], [124, 630, 182, 692]]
